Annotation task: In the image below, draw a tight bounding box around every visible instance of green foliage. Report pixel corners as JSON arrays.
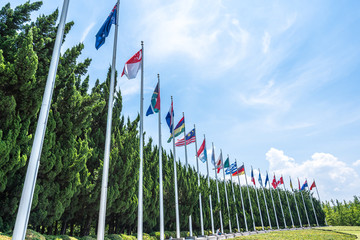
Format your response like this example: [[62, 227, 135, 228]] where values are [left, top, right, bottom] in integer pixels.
[[323, 197, 360, 226], [25, 229, 46, 240]]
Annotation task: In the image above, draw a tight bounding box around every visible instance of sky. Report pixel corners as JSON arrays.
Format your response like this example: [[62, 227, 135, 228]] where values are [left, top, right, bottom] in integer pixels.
[[8, 0, 360, 202]]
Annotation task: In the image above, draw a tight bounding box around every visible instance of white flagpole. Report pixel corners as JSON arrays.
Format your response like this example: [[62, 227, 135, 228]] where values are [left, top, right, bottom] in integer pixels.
[[267, 171, 279, 230], [282, 175, 294, 228], [194, 125, 204, 236], [205, 138, 215, 235], [244, 163, 256, 232], [158, 74, 164, 240], [258, 169, 272, 230], [314, 179, 327, 225], [12, 1, 70, 239], [298, 178, 311, 227], [274, 174, 287, 229], [306, 178, 319, 227], [228, 157, 240, 232], [182, 112, 192, 236], [221, 151, 232, 233], [171, 97, 181, 238], [252, 166, 264, 231], [214, 149, 224, 233], [289, 177, 302, 228], [137, 41, 145, 240], [235, 160, 248, 232], [97, 1, 120, 239]]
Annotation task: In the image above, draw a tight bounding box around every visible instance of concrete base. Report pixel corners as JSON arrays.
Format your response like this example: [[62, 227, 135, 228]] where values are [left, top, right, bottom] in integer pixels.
[[233, 233, 242, 237], [257, 230, 266, 234], [206, 235, 217, 240]]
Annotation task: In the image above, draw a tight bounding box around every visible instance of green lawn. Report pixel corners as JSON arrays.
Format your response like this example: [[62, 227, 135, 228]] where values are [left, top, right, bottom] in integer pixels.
[[234, 229, 357, 240], [318, 226, 360, 239]]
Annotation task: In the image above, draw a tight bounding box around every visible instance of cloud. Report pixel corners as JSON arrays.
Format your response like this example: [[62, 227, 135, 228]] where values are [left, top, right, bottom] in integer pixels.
[[262, 31, 271, 54], [353, 159, 360, 167], [80, 22, 95, 43], [266, 148, 359, 201]]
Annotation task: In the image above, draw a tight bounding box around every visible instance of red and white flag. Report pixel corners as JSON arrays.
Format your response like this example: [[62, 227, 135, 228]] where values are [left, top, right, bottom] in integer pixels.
[[310, 180, 316, 190], [277, 176, 284, 186], [121, 49, 142, 79], [272, 175, 278, 189]]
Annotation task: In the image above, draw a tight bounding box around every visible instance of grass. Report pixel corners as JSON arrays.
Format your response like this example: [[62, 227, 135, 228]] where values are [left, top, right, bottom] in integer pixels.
[[318, 226, 360, 239], [234, 229, 357, 240]]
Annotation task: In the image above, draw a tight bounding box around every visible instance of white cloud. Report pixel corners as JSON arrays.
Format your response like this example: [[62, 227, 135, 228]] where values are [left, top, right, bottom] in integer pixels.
[[353, 159, 360, 167], [266, 148, 359, 201], [80, 22, 95, 43], [262, 31, 271, 54]]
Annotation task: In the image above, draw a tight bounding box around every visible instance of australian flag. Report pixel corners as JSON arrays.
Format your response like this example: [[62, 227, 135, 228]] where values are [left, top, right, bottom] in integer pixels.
[[95, 3, 117, 49]]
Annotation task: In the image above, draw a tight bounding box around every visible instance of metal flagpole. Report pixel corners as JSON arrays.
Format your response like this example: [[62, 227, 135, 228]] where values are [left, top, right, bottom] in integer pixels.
[[12, 1, 70, 239], [157, 75, 164, 240], [306, 178, 319, 227], [289, 177, 302, 228], [267, 171, 279, 230], [229, 157, 240, 232], [221, 150, 232, 233], [314, 179, 327, 225], [244, 164, 256, 232], [215, 150, 224, 233], [298, 178, 311, 227], [171, 97, 181, 238], [97, 1, 120, 239], [282, 175, 294, 228], [205, 138, 215, 235], [258, 169, 272, 230], [182, 112, 192, 236], [194, 125, 204, 236], [236, 160, 248, 232], [137, 41, 145, 240], [252, 166, 264, 231], [274, 174, 287, 229]]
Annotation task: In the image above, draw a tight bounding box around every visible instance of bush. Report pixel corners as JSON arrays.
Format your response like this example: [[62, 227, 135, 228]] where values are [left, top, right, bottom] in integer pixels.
[[120, 234, 136, 240], [106, 234, 122, 240], [79, 236, 96, 240], [25, 229, 46, 240]]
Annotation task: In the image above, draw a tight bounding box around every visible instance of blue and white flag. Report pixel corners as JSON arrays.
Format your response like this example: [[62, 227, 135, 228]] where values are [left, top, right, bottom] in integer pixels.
[[265, 173, 269, 187], [258, 172, 263, 187], [226, 162, 237, 175], [95, 3, 117, 49], [165, 100, 174, 133]]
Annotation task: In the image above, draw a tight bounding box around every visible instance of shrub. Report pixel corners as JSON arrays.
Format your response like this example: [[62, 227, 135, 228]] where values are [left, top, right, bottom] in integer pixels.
[[79, 236, 96, 240], [25, 229, 46, 240], [106, 234, 122, 240]]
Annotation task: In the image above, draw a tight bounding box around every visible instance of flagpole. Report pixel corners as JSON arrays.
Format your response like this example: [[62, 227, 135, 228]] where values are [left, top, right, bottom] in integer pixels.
[[252, 166, 264, 231], [229, 156, 240, 232], [194, 125, 204, 236], [314, 179, 327, 225], [298, 178, 311, 227], [205, 137, 215, 235], [258, 169, 272, 230], [235, 160, 248, 232], [12, 1, 70, 239], [214, 149, 224, 233], [306, 178, 319, 227], [97, 2, 120, 239], [221, 150, 232, 233], [244, 163, 256, 232], [289, 177, 302, 228], [182, 113, 192, 236], [274, 174, 287, 229], [158, 74, 164, 240], [282, 175, 294, 228], [171, 97, 181, 238], [267, 171, 279, 230]]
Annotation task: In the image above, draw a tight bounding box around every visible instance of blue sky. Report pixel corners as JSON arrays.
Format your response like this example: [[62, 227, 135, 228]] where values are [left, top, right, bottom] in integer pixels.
[[9, 0, 360, 202]]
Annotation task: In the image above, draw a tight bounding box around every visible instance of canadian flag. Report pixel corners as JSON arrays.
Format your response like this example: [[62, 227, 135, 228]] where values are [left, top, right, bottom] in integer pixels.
[[121, 49, 142, 79]]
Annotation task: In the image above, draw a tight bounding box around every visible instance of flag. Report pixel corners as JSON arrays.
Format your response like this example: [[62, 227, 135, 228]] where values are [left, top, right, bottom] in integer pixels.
[[251, 169, 255, 185], [290, 179, 293, 191], [175, 129, 195, 147], [146, 83, 160, 116], [197, 139, 207, 163], [272, 175, 278, 189], [301, 180, 308, 191], [121, 49, 142, 79], [233, 165, 245, 176], [310, 180, 316, 191], [265, 173, 269, 187], [258, 172, 263, 187], [165, 101, 174, 133], [167, 117, 185, 143], [211, 146, 216, 166], [226, 162, 237, 175], [298, 178, 301, 190], [95, 4, 117, 49], [225, 168, 231, 175], [277, 176, 284, 186], [223, 157, 230, 168], [215, 154, 222, 174]]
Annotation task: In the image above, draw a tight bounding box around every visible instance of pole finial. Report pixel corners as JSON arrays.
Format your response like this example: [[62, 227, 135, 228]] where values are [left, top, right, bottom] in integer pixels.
[[141, 41, 144, 46]]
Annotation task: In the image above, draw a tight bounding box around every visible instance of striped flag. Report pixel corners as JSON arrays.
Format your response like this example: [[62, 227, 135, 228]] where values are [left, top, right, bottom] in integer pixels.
[[232, 164, 245, 176], [197, 139, 207, 163], [175, 129, 195, 147], [167, 117, 185, 143]]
